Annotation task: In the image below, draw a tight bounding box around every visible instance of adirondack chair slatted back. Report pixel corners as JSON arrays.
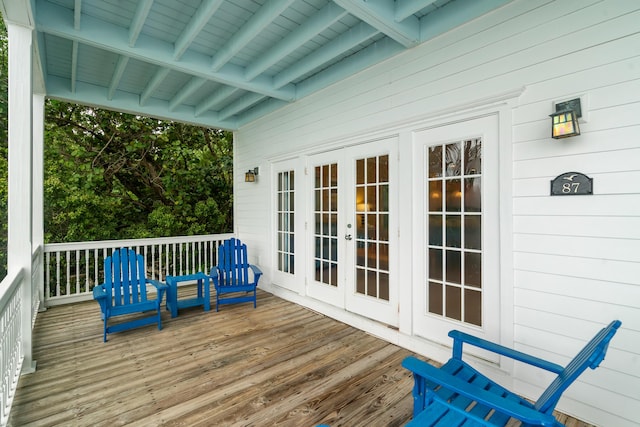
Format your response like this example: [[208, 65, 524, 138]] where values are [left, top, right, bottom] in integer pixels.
[[93, 247, 166, 341], [402, 320, 621, 425], [106, 248, 148, 306], [219, 238, 250, 287], [210, 238, 261, 311], [535, 320, 621, 414]]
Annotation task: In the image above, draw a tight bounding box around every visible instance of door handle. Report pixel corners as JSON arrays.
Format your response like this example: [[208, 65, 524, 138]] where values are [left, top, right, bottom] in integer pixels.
[[345, 234, 353, 241]]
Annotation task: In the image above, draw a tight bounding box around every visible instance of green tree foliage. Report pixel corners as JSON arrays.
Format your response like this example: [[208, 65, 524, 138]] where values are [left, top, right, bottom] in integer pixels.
[[44, 101, 233, 243], [0, 18, 233, 279]]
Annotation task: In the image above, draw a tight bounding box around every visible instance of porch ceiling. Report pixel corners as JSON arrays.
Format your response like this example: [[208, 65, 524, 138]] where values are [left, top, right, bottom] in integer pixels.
[[1, 0, 510, 130]]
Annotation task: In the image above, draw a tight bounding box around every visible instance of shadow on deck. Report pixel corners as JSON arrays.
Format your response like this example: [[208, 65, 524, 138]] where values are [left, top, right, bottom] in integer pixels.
[[9, 288, 594, 426]]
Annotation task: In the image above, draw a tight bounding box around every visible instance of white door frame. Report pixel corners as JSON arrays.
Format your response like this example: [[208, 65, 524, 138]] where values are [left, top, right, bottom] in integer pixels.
[[411, 114, 502, 360], [271, 158, 302, 294]]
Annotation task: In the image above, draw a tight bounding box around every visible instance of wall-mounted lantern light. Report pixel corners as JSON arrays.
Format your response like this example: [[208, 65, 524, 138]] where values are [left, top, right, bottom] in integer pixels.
[[245, 167, 259, 182], [550, 98, 582, 139]]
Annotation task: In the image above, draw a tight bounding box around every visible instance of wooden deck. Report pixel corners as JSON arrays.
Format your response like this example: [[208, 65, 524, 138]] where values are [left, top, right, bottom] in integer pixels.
[[9, 288, 594, 426]]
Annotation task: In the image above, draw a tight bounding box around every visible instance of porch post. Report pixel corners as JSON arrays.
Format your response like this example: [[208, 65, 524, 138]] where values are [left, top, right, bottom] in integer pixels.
[[7, 21, 36, 373], [33, 93, 46, 312]]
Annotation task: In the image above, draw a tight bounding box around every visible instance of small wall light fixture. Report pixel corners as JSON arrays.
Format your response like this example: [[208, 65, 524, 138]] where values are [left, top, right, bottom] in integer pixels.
[[550, 98, 582, 139], [245, 167, 259, 182]]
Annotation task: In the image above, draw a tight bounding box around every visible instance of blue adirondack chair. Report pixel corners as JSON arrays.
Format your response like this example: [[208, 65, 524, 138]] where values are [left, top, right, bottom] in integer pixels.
[[402, 320, 621, 426], [210, 238, 262, 311], [92, 248, 168, 342]]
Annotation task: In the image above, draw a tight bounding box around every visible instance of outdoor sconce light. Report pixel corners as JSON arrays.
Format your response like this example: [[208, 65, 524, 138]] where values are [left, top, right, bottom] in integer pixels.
[[245, 167, 259, 182], [550, 98, 582, 139]]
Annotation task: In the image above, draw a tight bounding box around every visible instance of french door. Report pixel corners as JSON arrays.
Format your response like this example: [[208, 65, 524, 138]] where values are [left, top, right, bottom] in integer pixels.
[[272, 159, 300, 293], [413, 115, 501, 353], [306, 138, 398, 326]]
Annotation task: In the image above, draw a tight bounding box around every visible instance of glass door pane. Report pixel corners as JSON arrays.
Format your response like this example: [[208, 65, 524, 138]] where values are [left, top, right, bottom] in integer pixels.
[[314, 163, 338, 287], [276, 170, 295, 274], [273, 160, 300, 293], [355, 154, 390, 301], [426, 138, 482, 326]]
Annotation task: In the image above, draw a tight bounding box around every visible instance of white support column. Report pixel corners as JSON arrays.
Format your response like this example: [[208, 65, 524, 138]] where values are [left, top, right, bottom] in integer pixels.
[[7, 22, 36, 373], [33, 93, 46, 312]]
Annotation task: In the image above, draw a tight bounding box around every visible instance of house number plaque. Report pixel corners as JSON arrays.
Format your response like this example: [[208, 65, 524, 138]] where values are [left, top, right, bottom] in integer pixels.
[[550, 172, 593, 196]]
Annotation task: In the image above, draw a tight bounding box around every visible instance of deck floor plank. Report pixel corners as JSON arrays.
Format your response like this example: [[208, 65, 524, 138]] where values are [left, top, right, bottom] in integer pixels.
[[8, 288, 594, 426]]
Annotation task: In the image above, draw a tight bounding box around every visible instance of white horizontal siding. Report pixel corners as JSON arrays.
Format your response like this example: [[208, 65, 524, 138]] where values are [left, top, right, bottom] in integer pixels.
[[236, 0, 640, 425], [513, 215, 640, 239], [514, 234, 640, 262], [514, 251, 639, 285], [514, 194, 640, 216], [513, 147, 640, 181]]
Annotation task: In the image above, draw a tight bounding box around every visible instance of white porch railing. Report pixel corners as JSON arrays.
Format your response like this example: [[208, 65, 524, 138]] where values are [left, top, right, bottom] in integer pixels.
[[42, 233, 234, 306], [31, 246, 43, 325], [0, 268, 25, 426], [0, 245, 44, 426]]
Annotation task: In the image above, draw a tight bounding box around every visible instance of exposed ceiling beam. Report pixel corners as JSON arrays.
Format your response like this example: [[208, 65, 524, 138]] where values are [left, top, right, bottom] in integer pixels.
[[140, 67, 170, 106], [210, 0, 296, 72], [46, 75, 237, 130], [173, 0, 224, 60], [218, 93, 265, 121], [71, 40, 78, 93], [296, 36, 401, 98], [395, 0, 438, 22], [169, 76, 206, 111], [236, 98, 288, 128], [245, 2, 348, 81], [420, 0, 512, 41], [333, 0, 419, 47], [129, 0, 154, 47], [195, 85, 238, 117], [239, 36, 403, 126], [273, 21, 377, 89], [37, 0, 296, 102], [108, 55, 129, 100], [73, 0, 81, 30]]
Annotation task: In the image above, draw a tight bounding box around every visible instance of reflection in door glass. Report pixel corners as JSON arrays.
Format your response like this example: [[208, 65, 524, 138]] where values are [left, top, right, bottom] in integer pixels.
[[277, 171, 295, 274], [355, 154, 390, 301], [426, 139, 482, 326], [314, 164, 338, 286]]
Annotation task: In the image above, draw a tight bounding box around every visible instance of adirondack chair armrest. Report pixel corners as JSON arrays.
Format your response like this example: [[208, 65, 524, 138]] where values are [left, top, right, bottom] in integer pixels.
[[209, 267, 220, 285], [448, 330, 565, 374], [402, 356, 560, 426], [145, 278, 168, 300], [92, 284, 109, 314], [92, 284, 107, 300], [249, 264, 263, 281]]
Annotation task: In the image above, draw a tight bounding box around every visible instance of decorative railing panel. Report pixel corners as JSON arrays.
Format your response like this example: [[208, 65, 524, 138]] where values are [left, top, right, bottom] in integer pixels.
[[43, 234, 233, 306], [31, 247, 42, 326], [0, 269, 25, 426]]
